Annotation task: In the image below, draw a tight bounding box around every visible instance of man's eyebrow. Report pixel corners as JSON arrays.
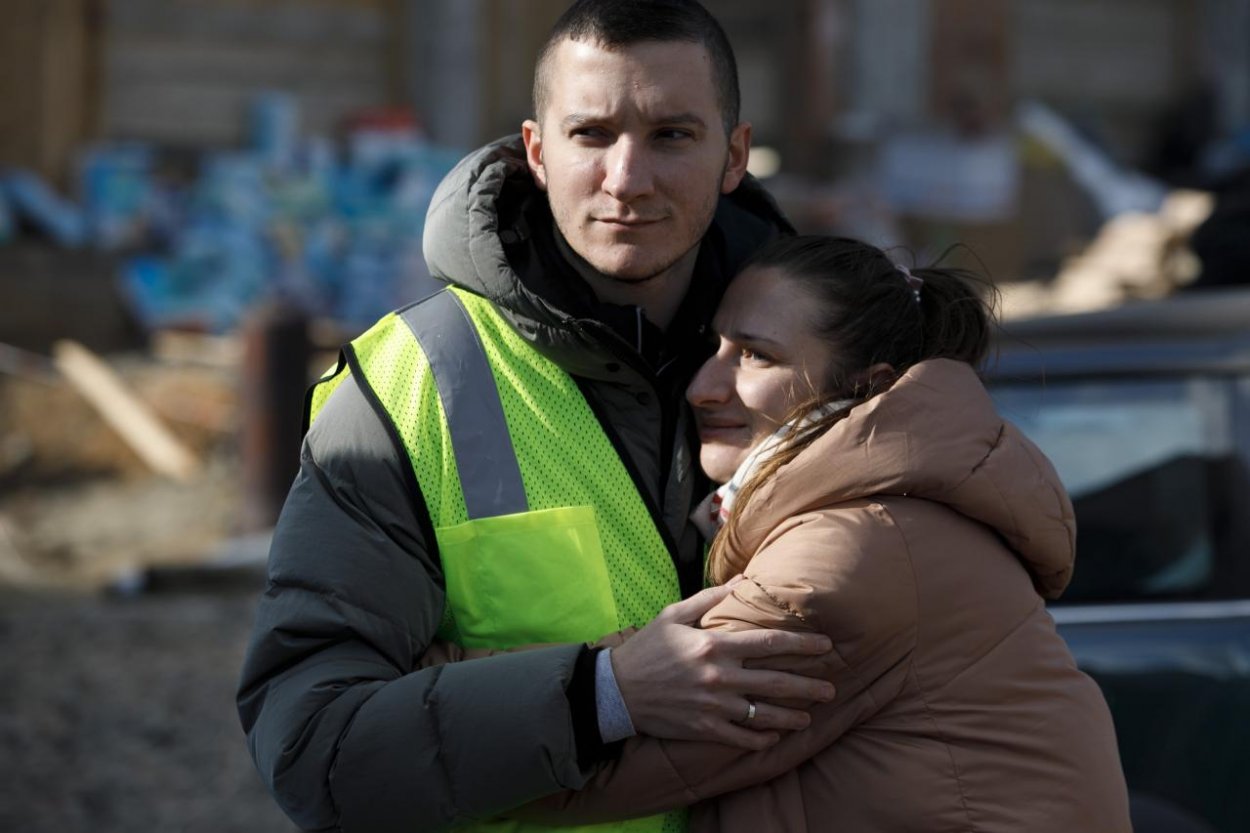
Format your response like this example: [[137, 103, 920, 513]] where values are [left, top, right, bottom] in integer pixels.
[[562, 113, 607, 129], [653, 112, 707, 129], [560, 112, 708, 130]]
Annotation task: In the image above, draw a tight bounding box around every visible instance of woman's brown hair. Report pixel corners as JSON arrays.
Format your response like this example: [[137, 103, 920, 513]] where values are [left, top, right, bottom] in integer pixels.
[[706, 235, 997, 584]]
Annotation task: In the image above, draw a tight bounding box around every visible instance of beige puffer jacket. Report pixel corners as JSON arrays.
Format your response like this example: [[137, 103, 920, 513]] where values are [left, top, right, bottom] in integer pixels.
[[523, 358, 1131, 832]]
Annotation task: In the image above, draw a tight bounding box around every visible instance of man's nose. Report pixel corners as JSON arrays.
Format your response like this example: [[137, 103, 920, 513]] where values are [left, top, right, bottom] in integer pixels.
[[602, 138, 655, 203]]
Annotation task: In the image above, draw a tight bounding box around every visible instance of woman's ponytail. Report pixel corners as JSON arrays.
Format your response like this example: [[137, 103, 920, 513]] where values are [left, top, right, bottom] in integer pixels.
[[911, 265, 994, 368]]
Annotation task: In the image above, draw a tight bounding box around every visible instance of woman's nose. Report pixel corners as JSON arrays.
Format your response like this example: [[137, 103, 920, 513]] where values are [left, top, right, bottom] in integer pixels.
[[687, 352, 731, 407]]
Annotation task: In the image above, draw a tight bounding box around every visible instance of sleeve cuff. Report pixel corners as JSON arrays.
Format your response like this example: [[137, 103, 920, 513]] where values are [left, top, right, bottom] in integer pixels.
[[594, 647, 637, 743]]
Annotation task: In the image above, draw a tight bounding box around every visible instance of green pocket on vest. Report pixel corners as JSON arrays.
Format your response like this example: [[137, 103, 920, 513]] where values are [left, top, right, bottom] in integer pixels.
[[437, 506, 619, 649]]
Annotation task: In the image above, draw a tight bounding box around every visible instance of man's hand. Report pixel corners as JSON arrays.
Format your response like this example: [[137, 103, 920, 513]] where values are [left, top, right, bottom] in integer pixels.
[[610, 581, 836, 750]]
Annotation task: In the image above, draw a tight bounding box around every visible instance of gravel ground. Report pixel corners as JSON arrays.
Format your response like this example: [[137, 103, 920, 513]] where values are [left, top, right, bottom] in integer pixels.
[[1, 581, 298, 833], [0, 321, 309, 830]]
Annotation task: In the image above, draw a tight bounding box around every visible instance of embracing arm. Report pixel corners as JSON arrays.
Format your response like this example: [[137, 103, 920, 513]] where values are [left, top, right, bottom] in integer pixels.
[[514, 503, 919, 824], [236, 376, 595, 833], [418, 584, 835, 749]]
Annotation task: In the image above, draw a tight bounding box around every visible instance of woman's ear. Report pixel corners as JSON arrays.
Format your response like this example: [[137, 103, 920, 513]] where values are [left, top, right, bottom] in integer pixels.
[[853, 362, 897, 394]]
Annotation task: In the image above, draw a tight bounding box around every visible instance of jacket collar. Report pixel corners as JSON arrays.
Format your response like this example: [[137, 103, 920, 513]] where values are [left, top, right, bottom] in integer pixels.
[[422, 134, 794, 382]]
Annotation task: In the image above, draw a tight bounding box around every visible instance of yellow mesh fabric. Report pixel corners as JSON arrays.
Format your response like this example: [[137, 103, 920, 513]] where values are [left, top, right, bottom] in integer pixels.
[[323, 292, 686, 833], [322, 295, 681, 631], [309, 310, 467, 637], [660, 813, 689, 833], [342, 311, 468, 528], [454, 288, 679, 630], [307, 359, 348, 424]]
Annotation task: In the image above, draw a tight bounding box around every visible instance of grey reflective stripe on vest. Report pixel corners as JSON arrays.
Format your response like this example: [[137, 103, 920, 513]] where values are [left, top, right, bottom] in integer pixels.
[[399, 291, 528, 519]]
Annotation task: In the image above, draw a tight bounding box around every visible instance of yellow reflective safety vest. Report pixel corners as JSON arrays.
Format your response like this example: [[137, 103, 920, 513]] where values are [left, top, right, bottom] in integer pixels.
[[308, 287, 687, 833]]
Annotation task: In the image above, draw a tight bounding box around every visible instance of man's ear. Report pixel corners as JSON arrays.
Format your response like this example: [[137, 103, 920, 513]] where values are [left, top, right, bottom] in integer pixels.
[[720, 121, 752, 194], [522, 119, 548, 191]]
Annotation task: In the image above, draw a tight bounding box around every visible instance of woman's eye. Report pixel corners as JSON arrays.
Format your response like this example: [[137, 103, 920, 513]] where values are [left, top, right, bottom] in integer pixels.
[[740, 347, 772, 364]]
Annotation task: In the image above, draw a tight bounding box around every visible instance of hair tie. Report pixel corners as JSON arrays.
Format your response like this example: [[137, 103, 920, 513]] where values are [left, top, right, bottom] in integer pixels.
[[896, 264, 923, 302]]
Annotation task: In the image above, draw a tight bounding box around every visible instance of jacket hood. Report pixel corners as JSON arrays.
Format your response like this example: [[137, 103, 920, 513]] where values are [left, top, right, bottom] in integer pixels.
[[734, 359, 1076, 598], [422, 136, 550, 317], [422, 135, 793, 375]]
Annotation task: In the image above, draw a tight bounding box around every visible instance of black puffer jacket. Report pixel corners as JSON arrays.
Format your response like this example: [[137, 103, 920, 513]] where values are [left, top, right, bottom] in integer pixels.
[[236, 135, 792, 833]]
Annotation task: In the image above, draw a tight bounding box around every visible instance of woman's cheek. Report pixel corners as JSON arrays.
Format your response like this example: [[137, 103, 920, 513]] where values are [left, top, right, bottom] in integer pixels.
[[744, 370, 801, 428]]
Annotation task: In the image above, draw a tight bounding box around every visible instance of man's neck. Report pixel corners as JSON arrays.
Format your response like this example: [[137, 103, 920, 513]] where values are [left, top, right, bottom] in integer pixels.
[[554, 232, 697, 331]]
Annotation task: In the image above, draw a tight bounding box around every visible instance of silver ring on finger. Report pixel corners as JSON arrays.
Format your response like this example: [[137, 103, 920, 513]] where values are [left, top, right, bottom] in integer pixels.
[[744, 699, 757, 722]]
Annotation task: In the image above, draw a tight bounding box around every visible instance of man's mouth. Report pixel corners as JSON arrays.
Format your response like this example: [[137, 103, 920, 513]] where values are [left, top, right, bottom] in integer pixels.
[[595, 216, 662, 228]]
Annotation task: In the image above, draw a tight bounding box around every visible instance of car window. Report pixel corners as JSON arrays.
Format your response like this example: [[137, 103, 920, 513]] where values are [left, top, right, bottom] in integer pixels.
[[992, 377, 1236, 603]]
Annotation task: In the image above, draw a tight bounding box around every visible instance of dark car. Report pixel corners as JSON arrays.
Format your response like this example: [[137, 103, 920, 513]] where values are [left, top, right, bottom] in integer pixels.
[[987, 289, 1250, 833]]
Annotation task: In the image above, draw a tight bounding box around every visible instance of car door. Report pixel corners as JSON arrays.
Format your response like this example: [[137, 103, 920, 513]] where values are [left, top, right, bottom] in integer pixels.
[[991, 372, 1250, 833]]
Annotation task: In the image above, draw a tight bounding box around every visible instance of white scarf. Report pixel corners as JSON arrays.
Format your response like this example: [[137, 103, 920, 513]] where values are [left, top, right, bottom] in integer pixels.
[[691, 399, 854, 541]]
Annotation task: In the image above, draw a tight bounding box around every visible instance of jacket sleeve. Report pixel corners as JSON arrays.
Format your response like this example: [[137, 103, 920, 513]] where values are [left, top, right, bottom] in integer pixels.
[[512, 502, 919, 824], [236, 374, 595, 833]]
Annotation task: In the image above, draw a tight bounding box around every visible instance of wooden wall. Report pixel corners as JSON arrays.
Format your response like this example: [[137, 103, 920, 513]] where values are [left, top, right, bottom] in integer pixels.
[[0, 0, 92, 187], [0, 0, 1233, 186], [0, 0, 405, 185], [1014, 0, 1201, 163], [100, 0, 403, 147]]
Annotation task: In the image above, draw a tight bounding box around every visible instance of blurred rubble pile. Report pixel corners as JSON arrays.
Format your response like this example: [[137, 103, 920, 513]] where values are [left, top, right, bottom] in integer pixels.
[[996, 101, 1233, 318], [0, 93, 461, 590], [0, 333, 245, 589], [999, 189, 1215, 318], [1, 93, 460, 332]]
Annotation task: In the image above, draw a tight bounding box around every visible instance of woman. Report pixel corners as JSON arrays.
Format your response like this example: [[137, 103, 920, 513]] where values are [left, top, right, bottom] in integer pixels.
[[521, 235, 1131, 831]]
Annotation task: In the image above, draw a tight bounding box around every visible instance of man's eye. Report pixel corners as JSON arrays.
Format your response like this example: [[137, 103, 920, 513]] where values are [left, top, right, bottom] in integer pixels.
[[656, 129, 694, 142], [571, 127, 610, 141]]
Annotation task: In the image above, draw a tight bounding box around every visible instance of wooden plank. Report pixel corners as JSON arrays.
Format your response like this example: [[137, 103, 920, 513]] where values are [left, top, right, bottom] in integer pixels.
[[41, 0, 91, 181], [0, 1, 44, 172], [0, 0, 91, 185], [52, 340, 201, 483]]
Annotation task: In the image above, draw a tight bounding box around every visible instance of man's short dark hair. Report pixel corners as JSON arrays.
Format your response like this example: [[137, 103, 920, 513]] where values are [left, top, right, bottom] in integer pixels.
[[533, 0, 741, 134]]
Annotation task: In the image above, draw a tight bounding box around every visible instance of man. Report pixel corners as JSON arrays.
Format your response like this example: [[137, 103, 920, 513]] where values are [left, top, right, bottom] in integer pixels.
[[238, 2, 835, 831]]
